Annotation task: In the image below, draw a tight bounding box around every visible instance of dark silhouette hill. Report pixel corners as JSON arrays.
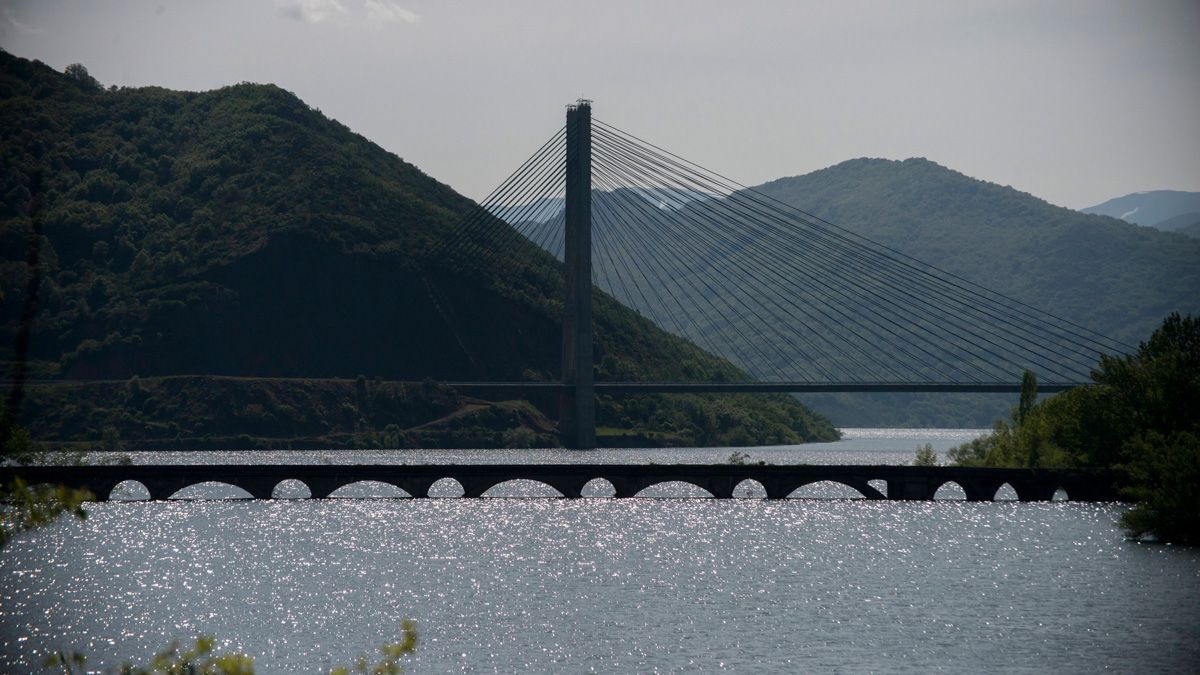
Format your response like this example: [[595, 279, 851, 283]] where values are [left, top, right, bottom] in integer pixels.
[[0, 52, 835, 447]]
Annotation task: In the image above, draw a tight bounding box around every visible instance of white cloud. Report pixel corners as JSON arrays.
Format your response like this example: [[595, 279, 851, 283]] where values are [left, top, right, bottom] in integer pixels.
[[3, 7, 42, 35], [275, 0, 348, 24], [274, 0, 418, 26], [364, 0, 420, 25]]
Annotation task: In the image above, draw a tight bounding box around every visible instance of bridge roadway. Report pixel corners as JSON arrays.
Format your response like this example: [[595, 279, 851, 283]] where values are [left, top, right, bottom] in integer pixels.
[[3, 464, 1124, 502], [448, 382, 1083, 396]]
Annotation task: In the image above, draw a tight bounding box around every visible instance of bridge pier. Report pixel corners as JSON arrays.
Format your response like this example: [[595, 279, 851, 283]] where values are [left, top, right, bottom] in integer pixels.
[[1007, 476, 1063, 501], [762, 478, 795, 500], [559, 100, 596, 450], [886, 477, 937, 500], [705, 475, 738, 499]]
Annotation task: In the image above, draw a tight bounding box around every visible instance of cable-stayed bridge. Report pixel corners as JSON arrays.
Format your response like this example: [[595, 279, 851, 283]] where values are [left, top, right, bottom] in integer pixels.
[[435, 101, 1129, 448]]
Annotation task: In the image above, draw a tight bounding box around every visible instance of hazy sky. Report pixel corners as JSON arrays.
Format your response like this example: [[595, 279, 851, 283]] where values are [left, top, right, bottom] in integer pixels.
[[2, 0, 1197, 208]]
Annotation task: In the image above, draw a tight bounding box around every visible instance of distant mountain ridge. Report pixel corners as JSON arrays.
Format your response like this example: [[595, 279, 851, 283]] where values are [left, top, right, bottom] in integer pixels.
[[1081, 189, 1200, 234]]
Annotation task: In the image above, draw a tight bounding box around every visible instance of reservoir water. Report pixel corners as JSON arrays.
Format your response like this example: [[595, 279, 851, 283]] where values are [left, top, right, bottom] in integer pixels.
[[3, 429, 1198, 673]]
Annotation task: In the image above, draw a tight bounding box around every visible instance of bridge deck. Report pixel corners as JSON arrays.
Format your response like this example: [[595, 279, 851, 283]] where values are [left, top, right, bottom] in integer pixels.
[[448, 382, 1084, 395]]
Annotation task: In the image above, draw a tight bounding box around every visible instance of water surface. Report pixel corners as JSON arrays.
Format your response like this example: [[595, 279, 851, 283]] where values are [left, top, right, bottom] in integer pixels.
[[3, 430, 1197, 673], [111, 427, 984, 466]]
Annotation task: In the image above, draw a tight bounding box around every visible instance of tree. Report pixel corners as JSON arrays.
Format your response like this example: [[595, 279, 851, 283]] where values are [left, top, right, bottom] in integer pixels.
[[1119, 432, 1200, 545], [1017, 370, 1037, 427], [63, 63, 102, 90], [355, 375, 368, 413], [913, 443, 938, 466], [0, 476, 91, 549], [101, 425, 124, 453]]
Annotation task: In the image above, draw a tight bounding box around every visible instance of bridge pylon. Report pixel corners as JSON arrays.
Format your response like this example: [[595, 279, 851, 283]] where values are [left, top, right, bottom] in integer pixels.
[[559, 100, 595, 449]]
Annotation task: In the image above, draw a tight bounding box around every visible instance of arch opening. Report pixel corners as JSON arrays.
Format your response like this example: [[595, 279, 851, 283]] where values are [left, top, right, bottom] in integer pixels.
[[868, 479, 887, 495], [328, 480, 412, 499], [581, 478, 615, 498], [994, 483, 1018, 501], [168, 482, 254, 500], [787, 480, 868, 499], [933, 481, 967, 501], [109, 479, 150, 501], [733, 478, 766, 499], [634, 481, 714, 498], [428, 477, 465, 498], [482, 479, 564, 498], [272, 479, 312, 499], [734, 475, 763, 497], [1052, 488, 1069, 502]]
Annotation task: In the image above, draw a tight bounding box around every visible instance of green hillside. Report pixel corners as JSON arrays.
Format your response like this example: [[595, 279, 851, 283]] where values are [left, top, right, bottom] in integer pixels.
[[755, 159, 1200, 342], [0, 52, 836, 448], [752, 158, 1200, 425]]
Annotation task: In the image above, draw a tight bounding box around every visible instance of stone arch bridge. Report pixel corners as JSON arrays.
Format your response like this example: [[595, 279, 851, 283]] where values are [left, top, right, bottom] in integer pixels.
[[3, 464, 1126, 502]]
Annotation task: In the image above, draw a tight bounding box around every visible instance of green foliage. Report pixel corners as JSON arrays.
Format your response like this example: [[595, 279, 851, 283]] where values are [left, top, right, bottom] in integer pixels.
[[101, 424, 123, 452], [2, 399, 94, 549], [951, 315, 1198, 469], [1091, 312, 1199, 439], [1017, 370, 1037, 429], [41, 650, 86, 673], [949, 367, 1119, 470], [1, 398, 38, 464], [62, 63, 102, 91], [108, 635, 255, 675], [596, 393, 839, 447], [41, 625, 417, 675], [1118, 432, 1200, 544], [15, 376, 836, 450], [330, 619, 418, 675], [501, 426, 541, 448], [725, 451, 767, 466], [949, 315, 1199, 543], [46, 636, 257, 674], [0, 476, 93, 548], [912, 443, 938, 466]]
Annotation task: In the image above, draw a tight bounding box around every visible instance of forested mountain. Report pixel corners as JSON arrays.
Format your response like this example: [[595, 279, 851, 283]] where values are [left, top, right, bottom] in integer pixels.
[[0, 51, 835, 448], [1178, 221, 1200, 240], [1152, 213, 1200, 238], [1081, 189, 1200, 230], [751, 159, 1200, 425], [754, 159, 1200, 343]]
